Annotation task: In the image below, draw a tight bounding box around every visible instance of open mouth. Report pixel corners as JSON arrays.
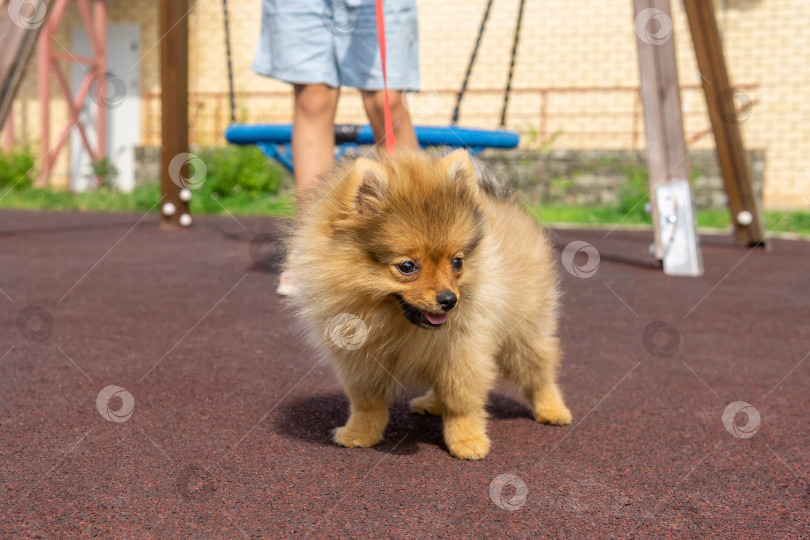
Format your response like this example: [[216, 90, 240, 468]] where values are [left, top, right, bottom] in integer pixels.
[[394, 296, 448, 329]]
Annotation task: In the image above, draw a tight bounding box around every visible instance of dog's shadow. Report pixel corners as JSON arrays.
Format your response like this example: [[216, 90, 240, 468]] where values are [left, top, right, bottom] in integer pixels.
[[275, 392, 534, 456]]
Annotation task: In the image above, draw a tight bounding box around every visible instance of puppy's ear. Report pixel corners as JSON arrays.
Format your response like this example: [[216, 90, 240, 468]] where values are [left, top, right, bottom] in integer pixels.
[[440, 149, 478, 196], [345, 157, 389, 215]]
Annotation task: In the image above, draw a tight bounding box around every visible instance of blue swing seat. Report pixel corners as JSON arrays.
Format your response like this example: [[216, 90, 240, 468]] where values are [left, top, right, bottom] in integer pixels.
[[225, 123, 519, 172]]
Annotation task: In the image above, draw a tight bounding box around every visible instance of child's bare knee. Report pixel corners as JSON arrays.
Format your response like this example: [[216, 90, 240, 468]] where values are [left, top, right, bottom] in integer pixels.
[[296, 87, 338, 118], [365, 91, 410, 121]]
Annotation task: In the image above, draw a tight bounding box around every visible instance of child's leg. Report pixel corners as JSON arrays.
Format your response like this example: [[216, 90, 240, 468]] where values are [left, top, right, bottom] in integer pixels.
[[292, 83, 340, 210], [278, 84, 339, 296], [361, 90, 419, 150]]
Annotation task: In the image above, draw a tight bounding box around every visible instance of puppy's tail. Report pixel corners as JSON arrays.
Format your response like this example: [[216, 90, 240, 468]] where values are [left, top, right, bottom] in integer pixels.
[[470, 157, 515, 200]]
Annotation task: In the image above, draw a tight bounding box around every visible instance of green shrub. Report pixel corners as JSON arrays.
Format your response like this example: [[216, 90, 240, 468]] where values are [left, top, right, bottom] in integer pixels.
[[197, 145, 286, 198], [88, 156, 119, 188], [0, 147, 36, 190]]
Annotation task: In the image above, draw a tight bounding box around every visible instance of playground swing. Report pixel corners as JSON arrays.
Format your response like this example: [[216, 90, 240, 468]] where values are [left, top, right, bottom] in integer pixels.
[[223, 0, 522, 171]]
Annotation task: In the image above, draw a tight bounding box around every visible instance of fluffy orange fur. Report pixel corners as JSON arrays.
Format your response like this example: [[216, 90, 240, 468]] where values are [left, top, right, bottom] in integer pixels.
[[285, 149, 571, 460]]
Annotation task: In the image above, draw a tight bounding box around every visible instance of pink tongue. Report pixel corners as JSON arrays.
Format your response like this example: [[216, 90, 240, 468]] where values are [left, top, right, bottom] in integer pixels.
[[424, 312, 448, 325]]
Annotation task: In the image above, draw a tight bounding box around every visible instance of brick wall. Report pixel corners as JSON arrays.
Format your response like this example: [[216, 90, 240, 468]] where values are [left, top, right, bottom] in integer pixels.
[[6, 0, 810, 208]]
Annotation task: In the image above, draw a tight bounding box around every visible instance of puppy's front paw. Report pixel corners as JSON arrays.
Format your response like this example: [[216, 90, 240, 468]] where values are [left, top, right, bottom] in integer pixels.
[[533, 404, 572, 426], [409, 393, 442, 416], [447, 435, 491, 460], [333, 425, 383, 448]]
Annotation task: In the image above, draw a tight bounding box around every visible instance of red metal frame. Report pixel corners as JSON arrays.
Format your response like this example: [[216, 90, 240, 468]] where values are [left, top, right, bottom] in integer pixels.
[[37, 0, 106, 187]]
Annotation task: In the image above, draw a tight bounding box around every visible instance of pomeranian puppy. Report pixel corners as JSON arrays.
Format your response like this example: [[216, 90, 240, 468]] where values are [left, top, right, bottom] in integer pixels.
[[285, 149, 571, 460]]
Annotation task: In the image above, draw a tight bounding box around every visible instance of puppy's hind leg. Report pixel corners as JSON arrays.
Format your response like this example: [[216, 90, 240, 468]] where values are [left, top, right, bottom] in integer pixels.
[[334, 385, 391, 448], [527, 378, 571, 426], [409, 389, 443, 416], [503, 333, 572, 426]]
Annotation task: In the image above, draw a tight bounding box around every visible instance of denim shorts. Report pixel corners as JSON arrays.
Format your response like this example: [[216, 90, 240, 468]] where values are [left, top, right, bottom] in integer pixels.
[[251, 0, 420, 91]]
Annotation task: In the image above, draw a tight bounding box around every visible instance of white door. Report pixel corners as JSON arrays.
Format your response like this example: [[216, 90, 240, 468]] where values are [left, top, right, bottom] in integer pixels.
[[70, 23, 141, 192]]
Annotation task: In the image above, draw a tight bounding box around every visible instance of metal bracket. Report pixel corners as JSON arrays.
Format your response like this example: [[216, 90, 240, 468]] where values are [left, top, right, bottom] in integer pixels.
[[655, 179, 704, 276]]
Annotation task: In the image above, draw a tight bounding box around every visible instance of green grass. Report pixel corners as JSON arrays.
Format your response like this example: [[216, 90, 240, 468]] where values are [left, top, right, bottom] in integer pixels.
[[0, 185, 158, 212], [191, 190, 296, 217], [0, 183, 297, 217], [2, 184, 809, 238], [4, 144, 807, 237], [529, 204, 810, 237]]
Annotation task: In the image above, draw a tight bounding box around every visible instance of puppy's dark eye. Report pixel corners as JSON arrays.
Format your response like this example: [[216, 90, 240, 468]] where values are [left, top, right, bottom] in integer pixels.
[[396, 261, 418, 275], [451, 257, 463, 271]]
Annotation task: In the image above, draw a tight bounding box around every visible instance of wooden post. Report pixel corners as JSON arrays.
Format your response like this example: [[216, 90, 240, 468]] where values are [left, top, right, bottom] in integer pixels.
[[682, 0, 766, 246], [159, 0, 190, 228], [633, 0, 692, 260], [0, 1, 51, 136]]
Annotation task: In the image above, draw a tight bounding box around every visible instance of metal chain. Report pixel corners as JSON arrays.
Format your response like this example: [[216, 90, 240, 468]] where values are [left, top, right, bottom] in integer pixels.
[[500, 0, 526, 127], [222, 0, 236, 123], [451, 0, 495, 125]]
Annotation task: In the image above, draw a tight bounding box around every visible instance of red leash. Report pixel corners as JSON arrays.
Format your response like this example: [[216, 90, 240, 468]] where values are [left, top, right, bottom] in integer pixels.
[[374, 0, 396, 153]]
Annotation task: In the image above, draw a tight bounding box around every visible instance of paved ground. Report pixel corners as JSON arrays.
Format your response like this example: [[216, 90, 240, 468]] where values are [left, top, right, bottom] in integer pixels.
[[1, 208, 808, 538]]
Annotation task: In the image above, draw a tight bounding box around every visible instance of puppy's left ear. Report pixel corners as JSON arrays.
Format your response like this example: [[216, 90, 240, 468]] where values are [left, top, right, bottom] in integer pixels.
[[440, 149, 478, 196]]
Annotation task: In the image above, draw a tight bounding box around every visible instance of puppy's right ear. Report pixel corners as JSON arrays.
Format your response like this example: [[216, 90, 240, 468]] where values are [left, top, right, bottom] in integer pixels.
[[440, 149, 479, 197], [344, 157, 389, 215]]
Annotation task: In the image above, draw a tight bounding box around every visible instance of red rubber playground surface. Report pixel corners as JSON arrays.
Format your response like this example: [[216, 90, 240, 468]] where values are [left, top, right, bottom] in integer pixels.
[[1, 209, 808, 537]]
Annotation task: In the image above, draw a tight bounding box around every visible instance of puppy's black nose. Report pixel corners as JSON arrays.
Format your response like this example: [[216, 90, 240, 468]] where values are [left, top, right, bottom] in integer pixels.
[[436, 291, 457, 312]]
